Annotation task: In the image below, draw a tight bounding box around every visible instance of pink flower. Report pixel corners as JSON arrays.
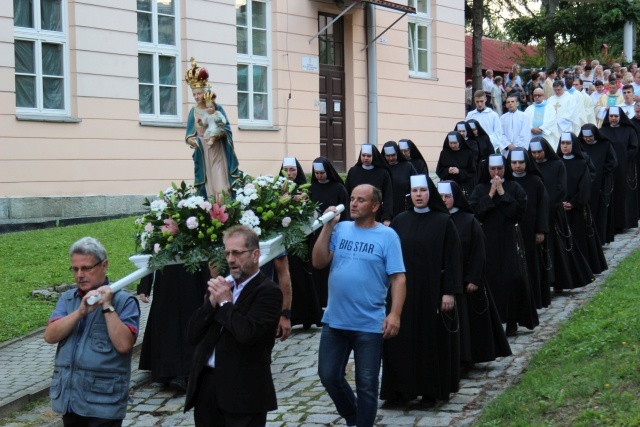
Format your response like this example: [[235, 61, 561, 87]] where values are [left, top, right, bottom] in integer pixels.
[[282, 217, 292, 227], [177, 200, 186, 208], [161, 218, 179, 235], [244, 183, 255, 190], [202, 201, 212, 212], [186, 216, 199, 229], [144, 222, 154, 233], [210, 203, 229, 223], [153, 243, 161, 254]]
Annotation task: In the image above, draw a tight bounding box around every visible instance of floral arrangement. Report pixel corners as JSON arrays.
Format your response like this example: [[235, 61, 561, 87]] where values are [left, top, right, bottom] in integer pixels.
[[134, 174, 318, 272]]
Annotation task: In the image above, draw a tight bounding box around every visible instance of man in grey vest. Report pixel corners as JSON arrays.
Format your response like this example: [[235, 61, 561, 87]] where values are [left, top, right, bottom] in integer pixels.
[[44, 237, 140, 426]]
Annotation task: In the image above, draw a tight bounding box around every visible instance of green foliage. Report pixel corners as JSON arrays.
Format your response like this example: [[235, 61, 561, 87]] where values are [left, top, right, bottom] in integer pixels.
[[505, 0, 640, 64], [134, 178, 319, 273], [0, 217, 137, 342], [477, 249, 640, 426]]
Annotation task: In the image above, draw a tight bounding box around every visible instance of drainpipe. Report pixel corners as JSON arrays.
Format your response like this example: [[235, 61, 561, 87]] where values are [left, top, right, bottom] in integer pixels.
[[366, 3, 377, 146]]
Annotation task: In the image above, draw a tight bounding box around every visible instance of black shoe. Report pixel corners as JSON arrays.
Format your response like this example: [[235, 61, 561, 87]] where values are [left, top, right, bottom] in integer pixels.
[[461, 361, 475, 372], [418, 396, 436, 409], [383, 393, 415, 407], [506, 324, 518, 337], [170, 376, 188, 392]]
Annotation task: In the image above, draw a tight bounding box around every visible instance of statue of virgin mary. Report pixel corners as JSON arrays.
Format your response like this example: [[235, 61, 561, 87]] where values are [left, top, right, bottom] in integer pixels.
[[184, 57, 241, 199]]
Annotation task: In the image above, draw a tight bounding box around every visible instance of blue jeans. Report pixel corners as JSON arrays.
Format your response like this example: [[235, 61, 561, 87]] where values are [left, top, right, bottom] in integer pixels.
[[318, 326, 383, 427]]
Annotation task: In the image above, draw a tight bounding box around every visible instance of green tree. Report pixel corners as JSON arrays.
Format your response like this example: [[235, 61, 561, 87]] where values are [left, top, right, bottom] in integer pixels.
[[466, 0, 539, 92], [505, 0, 640, 68]]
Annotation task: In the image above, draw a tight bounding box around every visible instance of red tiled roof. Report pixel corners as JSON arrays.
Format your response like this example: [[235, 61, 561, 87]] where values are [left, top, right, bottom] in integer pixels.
[[465, 35, 538, 73]]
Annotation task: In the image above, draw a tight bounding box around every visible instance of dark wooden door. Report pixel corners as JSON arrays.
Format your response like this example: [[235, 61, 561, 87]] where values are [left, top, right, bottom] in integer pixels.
[[318, 13, 346, 172]]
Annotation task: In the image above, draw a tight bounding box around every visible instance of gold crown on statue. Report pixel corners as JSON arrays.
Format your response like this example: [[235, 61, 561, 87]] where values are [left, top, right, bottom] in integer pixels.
[[185, 57, 209, 88], [203, 87, 217, 103]]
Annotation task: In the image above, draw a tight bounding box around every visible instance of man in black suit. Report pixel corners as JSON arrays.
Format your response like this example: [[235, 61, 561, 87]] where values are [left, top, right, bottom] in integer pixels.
[[184, 225, 283, 427]]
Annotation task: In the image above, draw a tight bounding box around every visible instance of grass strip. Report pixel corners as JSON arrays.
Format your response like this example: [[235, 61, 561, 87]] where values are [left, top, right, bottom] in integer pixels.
[[0, 217, 138, 343], [477, 249, 640, 427]]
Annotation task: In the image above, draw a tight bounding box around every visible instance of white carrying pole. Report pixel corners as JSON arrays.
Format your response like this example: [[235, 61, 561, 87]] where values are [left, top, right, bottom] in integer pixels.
[[309, 204, 345, 233], [87, 204, 345, 306]]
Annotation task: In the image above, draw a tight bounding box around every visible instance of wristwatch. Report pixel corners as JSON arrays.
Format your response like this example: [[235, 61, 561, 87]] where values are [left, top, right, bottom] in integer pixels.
[[219, 300, 230, 307], [281, 309, 292, 319], [102, 305, 115, 314]]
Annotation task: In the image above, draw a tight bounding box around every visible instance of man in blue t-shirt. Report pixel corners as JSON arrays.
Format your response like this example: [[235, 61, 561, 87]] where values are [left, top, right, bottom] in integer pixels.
[[312, 184, 406, 427]]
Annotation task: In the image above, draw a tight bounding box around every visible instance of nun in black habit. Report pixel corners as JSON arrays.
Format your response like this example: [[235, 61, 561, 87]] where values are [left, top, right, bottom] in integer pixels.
[[310, 157, 349, 216], [382, 141, 417, 218], [279, 157, 323, 328], [309, 157, 349, 307], [506, 148, 550, 309], [598, 107, 639, 231], [345, 144, 394, 223], [556, 133, 608, 275], [437, 180, 511, 366], [529, 137, 595, 293], [630, 105, 640, 218], [398, 139, 429, 175], [466, 119, 495, 167], [137, 265, 210, 389], [436, 132, 477, 196], [468, 154, 538, 336], [578, 124, 618, 244], [381, 175, 462, 407], [454, 121, 480, 163]]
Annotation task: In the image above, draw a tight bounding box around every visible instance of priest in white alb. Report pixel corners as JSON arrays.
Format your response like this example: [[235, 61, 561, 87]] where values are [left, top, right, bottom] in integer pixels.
[[574, 78, 596, 126], [547, 80, 579, 149], [595, 76, 624, 127], [564, 75, 588, 129], [466, 90, 505, 152], [616, 84, 636, 119], [500, 95, 532, 151], [525, 88, 559, 149]]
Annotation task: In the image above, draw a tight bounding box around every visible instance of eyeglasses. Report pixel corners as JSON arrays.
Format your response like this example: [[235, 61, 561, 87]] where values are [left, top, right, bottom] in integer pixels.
[[69, 260, 103, 274], [223, 249, 254, 259]]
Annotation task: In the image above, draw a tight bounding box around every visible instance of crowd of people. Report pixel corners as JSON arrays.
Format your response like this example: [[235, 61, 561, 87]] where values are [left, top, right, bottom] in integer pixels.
[[44, 58, 639, 427], [306, 59, 640, 425]]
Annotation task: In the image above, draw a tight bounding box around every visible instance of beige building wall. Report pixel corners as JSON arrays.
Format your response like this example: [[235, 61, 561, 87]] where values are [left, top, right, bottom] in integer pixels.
[[1, 0, 465, 220], [373, 0, 465, 164], [240, 0, 465, 174]]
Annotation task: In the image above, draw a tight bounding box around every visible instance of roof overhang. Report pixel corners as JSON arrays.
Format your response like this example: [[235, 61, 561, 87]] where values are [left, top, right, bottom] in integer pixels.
[[361, 0, 416, 14], [309, 0, 416, 45]]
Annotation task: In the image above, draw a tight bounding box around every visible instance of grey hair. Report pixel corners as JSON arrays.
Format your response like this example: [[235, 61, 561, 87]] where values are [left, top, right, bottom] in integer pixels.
[[223, 225, 259, 250], [69, 237, 107, 262]]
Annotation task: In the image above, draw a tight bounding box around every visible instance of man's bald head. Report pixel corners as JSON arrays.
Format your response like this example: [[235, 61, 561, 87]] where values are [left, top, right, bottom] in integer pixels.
[[533, 88, 545, 104]]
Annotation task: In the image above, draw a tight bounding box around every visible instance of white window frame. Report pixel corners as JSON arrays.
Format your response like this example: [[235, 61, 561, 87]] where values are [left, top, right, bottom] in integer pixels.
[[408, 0, 432, 78], [14, 0, 70, 117], [236, 0, 272, 126], [137, 0, 181, 122]]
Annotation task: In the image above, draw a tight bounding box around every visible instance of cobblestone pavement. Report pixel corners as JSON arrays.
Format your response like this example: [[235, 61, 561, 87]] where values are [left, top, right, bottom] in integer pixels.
[[1, 227, 639, 427]]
